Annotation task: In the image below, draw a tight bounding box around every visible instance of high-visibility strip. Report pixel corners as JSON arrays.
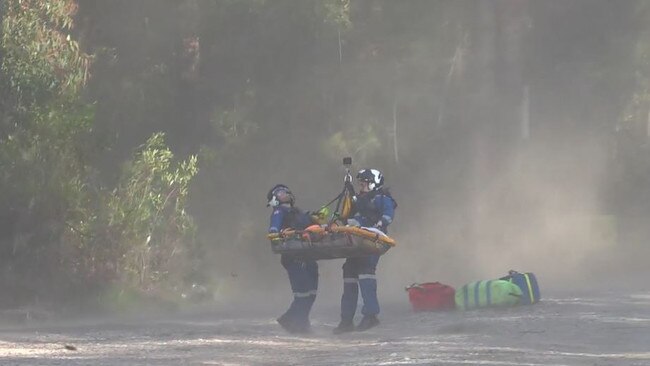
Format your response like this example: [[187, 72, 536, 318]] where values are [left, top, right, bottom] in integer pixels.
[[486, 280, 492, 306], [309, 290, 318, 296], [524, 274, 534, 303], [463, 285, 469, 310], [359, 274, 376, 280], [474, 281, 481, 308], [294, 291, 312, 298], [344, 278, 358, 284]]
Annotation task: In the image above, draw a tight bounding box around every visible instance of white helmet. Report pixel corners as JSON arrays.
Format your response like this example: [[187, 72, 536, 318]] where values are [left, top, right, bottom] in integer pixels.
[[356, 169, 384, 191]]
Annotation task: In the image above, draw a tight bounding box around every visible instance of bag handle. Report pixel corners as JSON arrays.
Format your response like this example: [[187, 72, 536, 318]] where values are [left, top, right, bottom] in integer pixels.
[[499, 270, 521, 281], [405, 282, 443, 291], [405, 283, 420, 291]]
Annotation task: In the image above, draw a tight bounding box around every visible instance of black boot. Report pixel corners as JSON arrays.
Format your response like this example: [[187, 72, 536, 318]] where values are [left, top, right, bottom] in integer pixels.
[[356, 315, 379, 332], [332, 319, 355, 334], [277, 313, 297, 333], [278, 314, 312, 334]]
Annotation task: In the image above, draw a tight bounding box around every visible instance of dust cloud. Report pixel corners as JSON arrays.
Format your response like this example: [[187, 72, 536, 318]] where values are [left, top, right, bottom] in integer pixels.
[[181, 1, 648, 314]]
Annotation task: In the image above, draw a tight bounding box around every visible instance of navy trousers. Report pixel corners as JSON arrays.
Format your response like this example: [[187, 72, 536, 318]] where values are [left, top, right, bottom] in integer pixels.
[[281, 255, 319, 327], [340, 254, 380, 322]]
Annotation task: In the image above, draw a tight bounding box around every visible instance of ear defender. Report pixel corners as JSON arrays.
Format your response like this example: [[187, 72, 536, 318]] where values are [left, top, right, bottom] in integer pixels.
[[268, 195, 280, 207]]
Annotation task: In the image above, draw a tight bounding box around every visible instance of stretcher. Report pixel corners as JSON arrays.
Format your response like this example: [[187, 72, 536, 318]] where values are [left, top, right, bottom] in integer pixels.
[[267, 225, 396, 260]]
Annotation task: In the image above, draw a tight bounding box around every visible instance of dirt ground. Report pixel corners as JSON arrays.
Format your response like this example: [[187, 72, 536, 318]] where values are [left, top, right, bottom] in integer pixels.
[[0, 288, 649, 366]]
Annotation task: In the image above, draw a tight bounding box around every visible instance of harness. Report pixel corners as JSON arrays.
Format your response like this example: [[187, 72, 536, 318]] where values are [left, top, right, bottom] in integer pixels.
[[355, 189, 396, 226], [317, 180, 355, 226], [282, 206, 310, 230], [355, 190, 381, 224]]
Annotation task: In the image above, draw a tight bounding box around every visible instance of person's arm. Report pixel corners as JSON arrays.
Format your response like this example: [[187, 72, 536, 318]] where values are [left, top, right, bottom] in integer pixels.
[[375, 195, 396, 228], [269, 207, 286, 233]]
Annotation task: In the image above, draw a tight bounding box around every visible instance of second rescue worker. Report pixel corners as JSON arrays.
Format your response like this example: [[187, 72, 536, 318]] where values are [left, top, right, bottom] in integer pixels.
[[333, 169, 397, 334]]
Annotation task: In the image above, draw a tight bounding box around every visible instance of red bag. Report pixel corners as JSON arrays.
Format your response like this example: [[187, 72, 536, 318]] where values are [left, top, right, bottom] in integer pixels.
[[406, 282, 456, 311]]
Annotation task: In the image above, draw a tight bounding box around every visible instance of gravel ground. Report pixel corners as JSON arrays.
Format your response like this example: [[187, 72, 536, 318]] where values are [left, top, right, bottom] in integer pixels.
[[1, 289, 649, 366]]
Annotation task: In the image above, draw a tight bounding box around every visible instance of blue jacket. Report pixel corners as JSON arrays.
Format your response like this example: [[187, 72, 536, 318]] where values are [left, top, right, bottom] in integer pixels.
[[269, 204, 313, 233], [352, 189, 396, 232]]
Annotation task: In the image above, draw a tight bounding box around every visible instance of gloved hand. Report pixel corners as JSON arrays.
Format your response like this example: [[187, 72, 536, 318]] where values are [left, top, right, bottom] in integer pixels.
[[375, 217, 391, 229], [267, 229, 280, 241], [347, 218, 361, 227], [310, 207, 330, 225]]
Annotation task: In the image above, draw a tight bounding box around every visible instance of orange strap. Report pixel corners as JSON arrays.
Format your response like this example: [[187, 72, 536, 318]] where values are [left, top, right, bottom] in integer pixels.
[[268, 226, 396, 246]]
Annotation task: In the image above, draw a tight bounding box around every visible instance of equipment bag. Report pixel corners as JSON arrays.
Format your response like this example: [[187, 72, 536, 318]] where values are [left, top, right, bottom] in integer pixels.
[[499, 270, 541, 305], [406, 282, 456, 312], [455, 280, 522, 310]]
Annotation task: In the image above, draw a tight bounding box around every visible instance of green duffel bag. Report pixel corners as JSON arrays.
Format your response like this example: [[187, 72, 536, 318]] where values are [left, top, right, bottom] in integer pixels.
[[455, 279, 522, 310]]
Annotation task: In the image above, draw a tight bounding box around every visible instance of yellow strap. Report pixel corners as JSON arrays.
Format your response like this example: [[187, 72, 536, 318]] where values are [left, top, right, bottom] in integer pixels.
[[524, 274, 535, 303], [339, 193, 353, 220], [329, 226, 396, 246]]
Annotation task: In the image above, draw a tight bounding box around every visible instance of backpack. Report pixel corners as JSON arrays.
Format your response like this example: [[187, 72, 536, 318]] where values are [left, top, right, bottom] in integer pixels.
[[455, 280, 522, 310], [405, 282, 455, 312], [499, 270, 541, 305]]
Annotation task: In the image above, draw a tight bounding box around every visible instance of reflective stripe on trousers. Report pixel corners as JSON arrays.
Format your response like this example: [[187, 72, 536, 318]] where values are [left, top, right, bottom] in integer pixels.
[[340, 255, 380, 321], [281, 255, 318, 325]]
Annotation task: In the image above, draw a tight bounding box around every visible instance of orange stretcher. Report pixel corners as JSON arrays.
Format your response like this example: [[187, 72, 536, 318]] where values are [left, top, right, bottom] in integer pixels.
[[267, 225, 396, 260]]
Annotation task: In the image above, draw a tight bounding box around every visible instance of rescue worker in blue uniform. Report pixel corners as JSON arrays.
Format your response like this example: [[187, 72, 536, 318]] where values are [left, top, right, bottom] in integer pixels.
[[267, 184, 319, 334], [333, 169, 397, 334]]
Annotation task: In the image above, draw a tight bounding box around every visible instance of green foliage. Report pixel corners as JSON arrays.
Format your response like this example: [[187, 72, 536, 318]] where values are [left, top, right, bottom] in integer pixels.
[[610, 2, 650, 213], [0, 0, 99, 305], [323, 124, 381, 164], [1, 0, 91, 104], [211, 87, 259, 140], [110, 133, 198, 287], [64, 133, 199, 291], [320, 0, 351, 29], [0, 97, 94, 211], [1, 1, 201, 306]]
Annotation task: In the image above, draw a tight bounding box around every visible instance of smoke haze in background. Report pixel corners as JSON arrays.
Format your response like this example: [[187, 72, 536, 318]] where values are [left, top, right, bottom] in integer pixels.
[[66, 0, 650, 312]]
